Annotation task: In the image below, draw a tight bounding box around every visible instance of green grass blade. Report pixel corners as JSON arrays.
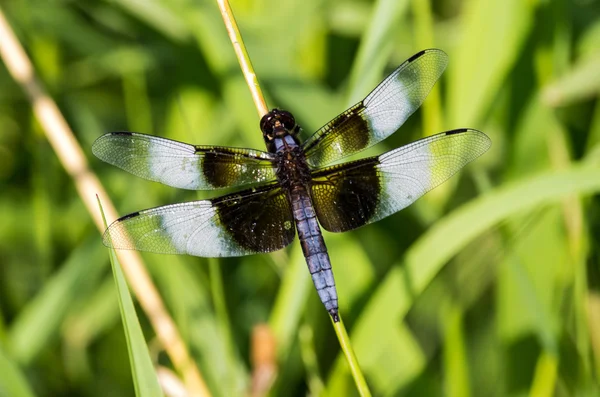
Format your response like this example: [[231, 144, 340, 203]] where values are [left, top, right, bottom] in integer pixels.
[[7, 237, 106, 364], [529, 351, 558, 397], [448, 0, 534, 126], [111, 0, 190, 41], [63, 278, 120, 350], [150, 256, 247, 396], [542, 53, 600, 107], [269, 245, 312, 356], [346, 0, 410, 106], [442, 305, 471, 397], [0, 347, 36, 397], [97, 198, 164, 397], [498, 211, 565, 351], [332, 160, 600, 392], [208, 257, 237, 380], [410, 0, 443, 135], [299, 324, 325, 396]]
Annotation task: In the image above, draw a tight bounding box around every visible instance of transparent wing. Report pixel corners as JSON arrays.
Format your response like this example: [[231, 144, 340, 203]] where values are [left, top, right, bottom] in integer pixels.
[[104, 184, 295, 257], [303, 49, 448, 167], [93, 132, 277, 190], [311, 129, 491, 232]]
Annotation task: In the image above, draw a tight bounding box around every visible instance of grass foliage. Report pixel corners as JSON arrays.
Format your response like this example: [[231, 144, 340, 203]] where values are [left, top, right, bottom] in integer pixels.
[[98, 200, 163, 397], [1, 0, 600, 396]]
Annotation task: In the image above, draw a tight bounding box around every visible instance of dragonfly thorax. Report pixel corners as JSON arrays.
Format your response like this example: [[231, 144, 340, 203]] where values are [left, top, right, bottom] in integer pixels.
[[276, 145, 311, 190]]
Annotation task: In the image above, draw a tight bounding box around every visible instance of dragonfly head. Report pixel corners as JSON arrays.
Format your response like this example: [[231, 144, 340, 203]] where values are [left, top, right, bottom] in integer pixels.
[[260, 109, 299, 147]]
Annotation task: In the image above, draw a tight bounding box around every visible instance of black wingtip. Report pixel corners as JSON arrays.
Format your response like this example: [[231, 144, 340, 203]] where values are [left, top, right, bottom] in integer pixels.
[[407, 50, 427, 63], [443, 129, 492, 152], [117, 211, 141, 221], [407, 48, 448, 63], [109, 131, 134, 136], [446, 128, 470, 135]]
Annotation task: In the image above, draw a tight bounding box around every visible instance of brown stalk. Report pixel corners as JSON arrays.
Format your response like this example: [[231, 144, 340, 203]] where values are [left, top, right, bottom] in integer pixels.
[[0, 8, 210, 397]]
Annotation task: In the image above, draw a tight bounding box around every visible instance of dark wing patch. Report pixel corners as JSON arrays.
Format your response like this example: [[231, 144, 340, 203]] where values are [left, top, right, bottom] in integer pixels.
[[92, 132, 277, 190], [311, 129, 491, 232], [103, 184, 295, 257], [302, 49, 448, 167], [311, 158, 381, 232], [302, 102, 371, 167]]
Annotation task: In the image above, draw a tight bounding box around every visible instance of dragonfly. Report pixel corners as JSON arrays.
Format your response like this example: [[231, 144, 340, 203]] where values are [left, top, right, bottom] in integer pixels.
[[93, 49, 491, 322]]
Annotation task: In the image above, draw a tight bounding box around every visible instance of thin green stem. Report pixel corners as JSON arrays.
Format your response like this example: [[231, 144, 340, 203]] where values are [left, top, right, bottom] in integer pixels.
[[216, 2, 371, 395], [216, 0, 268, 117], [332, 315, 372, 397], [411, 0, 443, 135], [209, 258, 234, 345], [299, 324, 325, 396], [208, 258, 238, 397]]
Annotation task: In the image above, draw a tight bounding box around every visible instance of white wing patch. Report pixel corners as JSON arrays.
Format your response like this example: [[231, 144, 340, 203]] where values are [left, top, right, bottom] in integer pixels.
[[374, 129, 491, 222], [146, 140, 207, 190], [363, 49, 448, 142], [92, 132, 276, 190], [104, 201, 250, 257]]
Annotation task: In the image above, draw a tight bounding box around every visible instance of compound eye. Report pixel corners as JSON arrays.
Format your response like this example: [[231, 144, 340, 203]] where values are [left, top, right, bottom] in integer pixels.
[[260, 114, 274, 135], [280, 111, 296, 130]]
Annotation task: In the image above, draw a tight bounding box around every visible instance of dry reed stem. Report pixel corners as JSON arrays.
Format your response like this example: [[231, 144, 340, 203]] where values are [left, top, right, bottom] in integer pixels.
[[0, 8, 210, 397], [217, 0, 269, 117]]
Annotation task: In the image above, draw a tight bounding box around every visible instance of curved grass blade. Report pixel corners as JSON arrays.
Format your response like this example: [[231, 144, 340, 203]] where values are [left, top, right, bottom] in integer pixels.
[[448, 0, 534, 126], [328, 160, 600, 393], [0, 347, 36, 397], [346, 0, 410, 106], [542, 53, 600, 107], [7, 237, 106, 365], [97, 197, 164, 397]]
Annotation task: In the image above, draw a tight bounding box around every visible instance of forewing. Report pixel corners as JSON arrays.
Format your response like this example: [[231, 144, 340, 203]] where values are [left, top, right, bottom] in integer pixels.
[[311, 129, 491, 232], [303, 49, 448, 167], [104, 184, 295, 257], [92, 132, 277, 190]]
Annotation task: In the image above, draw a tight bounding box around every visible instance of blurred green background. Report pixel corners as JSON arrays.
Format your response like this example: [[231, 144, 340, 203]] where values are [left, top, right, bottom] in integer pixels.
[[1, 0, 600, 396]]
